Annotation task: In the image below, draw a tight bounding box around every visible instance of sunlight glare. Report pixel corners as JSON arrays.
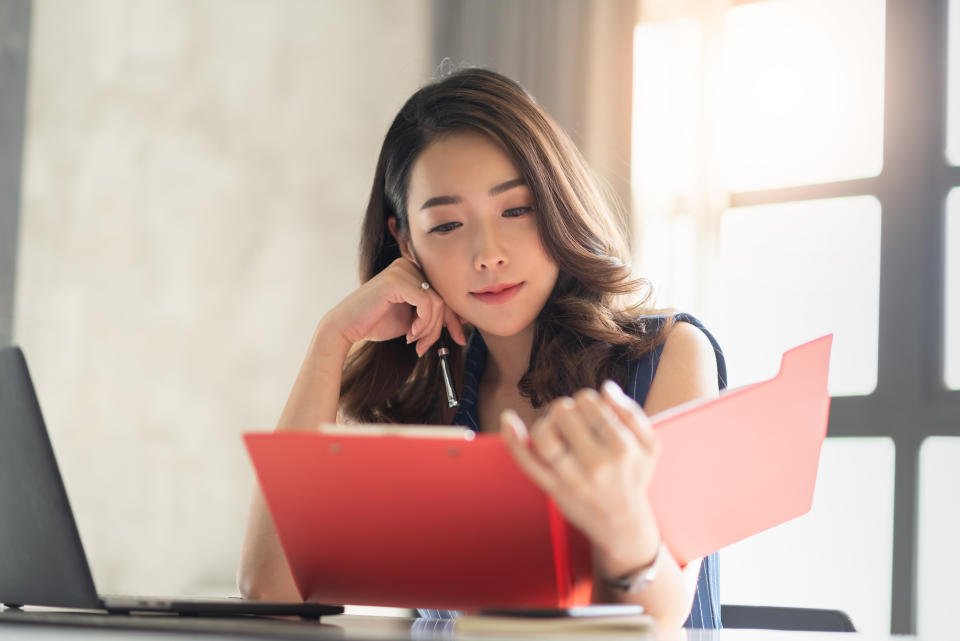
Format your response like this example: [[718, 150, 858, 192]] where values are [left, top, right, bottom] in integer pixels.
[[721, 0, 886, 191]]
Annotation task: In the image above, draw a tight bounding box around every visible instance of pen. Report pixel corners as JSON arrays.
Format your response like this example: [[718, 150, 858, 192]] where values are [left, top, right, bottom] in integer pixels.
[[437, 331, 459, 408]]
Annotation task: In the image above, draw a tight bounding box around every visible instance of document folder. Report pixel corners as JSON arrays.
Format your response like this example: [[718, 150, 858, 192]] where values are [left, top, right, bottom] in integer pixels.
[[244, 334, 833, 610]]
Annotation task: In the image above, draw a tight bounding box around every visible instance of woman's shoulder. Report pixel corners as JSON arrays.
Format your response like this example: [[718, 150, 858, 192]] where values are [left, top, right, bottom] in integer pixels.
[[656, 313, 720, 358], [624, 311, 728, 410], [634, 309, 709, 334], [634, 311, 722, 360]]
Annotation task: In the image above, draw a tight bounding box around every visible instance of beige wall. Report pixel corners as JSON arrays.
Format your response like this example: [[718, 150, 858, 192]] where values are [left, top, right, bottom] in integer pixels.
[[14, 0, 431, 596]]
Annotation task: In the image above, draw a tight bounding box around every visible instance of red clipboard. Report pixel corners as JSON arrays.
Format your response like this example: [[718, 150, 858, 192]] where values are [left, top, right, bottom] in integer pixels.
[[243, 334, 833, 610]]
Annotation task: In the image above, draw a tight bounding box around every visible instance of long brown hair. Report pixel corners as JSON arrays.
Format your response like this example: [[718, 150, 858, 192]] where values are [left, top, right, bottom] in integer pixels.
[[339, 67, 676, 424]]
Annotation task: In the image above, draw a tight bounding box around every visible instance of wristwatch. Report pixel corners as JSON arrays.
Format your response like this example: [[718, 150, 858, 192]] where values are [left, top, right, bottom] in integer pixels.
[[600, 542, 667, 593]]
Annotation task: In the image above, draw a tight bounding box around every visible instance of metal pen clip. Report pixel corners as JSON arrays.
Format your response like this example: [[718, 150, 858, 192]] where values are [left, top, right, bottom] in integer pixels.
[[437, 333, 459, 408]]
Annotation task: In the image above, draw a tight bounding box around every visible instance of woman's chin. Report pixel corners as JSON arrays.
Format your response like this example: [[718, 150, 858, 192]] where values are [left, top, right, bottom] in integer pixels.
[[466, 317, 536, 340]]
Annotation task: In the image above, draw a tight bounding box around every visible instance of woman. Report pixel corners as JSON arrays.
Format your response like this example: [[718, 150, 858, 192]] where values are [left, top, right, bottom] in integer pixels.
[[238, 67, 727, 629]]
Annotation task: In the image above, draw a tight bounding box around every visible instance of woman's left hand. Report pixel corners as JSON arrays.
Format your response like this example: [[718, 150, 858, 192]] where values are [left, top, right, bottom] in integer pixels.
[[500, 380, 662, 566]]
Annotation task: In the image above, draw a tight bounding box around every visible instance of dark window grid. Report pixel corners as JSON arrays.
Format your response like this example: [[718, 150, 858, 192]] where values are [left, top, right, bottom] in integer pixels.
[[722, 1, 956, 633]]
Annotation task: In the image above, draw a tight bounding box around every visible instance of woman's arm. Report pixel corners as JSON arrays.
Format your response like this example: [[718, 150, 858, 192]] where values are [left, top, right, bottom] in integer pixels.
[[500, 320, 720, 629], [589, 321, 720, 626], [236, 256, 467, 601], [236, 320, 352, 601]]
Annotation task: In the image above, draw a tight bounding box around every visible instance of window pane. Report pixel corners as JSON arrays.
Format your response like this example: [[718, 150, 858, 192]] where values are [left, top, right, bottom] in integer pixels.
[[632, 20, 700, 216], [918, 437, 960, 639], [949, 0, 960, 165], [708, 196, 880, 396], [720, 438, 894, 636], [635, 213, 699, 313], [631, 20, 703, 312], [947, 189, 960, 389], [722, 0, 885, 191]]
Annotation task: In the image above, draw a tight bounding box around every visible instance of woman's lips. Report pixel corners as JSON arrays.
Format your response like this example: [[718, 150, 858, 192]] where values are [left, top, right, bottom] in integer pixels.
[[470, 282, 524, 304]]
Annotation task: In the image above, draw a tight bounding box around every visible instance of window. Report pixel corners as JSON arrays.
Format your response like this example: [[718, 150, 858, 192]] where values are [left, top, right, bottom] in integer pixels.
[[948, 0, 960, 165], [918, 437, 960, 639], [628, 1, 946, 635], [721, 0, 886, 191], [631, 0, 885, 395], [721, 438, 895, 635], [946, 0, 960, 389], [716, 197, 880, 396], [947, 189, 959, 389]]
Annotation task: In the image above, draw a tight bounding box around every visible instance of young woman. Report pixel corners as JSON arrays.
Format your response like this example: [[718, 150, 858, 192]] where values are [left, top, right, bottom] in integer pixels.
[[238, 67, 727, 630]]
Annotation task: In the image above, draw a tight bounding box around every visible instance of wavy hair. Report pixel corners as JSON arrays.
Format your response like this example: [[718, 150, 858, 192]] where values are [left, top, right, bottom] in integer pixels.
[[339, 67, 676, 424]]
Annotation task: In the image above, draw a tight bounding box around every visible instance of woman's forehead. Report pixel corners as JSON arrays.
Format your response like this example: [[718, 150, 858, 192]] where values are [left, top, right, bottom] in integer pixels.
[[408, 132, 525, 201]]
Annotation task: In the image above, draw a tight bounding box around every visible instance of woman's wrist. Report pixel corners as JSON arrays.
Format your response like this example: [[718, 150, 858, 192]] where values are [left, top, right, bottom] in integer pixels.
[[273, 318, 354, 433], [313, 315, 356, 360], [591, 503, 662, 579]]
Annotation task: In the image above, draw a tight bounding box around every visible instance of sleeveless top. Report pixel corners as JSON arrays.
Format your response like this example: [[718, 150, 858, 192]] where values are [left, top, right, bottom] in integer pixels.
[[417, 312, 727, 629]]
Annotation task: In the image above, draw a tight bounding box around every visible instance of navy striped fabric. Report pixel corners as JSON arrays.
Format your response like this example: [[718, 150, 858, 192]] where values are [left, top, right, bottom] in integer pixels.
[[419, 313, 727, 629]]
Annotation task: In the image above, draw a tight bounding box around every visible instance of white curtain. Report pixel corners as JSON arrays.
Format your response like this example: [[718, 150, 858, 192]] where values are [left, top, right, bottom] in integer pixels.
[[632, 0, 733, 313]]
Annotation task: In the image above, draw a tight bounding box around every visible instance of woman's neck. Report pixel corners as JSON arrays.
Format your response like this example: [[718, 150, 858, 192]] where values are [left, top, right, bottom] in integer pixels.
[[477, 324, 535, 390]]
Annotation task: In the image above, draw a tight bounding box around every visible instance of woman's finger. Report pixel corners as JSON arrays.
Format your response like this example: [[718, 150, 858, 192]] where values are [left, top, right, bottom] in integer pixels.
[[600, 380, 658, 453], [529, 409, 569, 468], [443, 305, 468, 346], [399, 267, 440, 343], [550, 397, 604, 470], [426, 294, 446, 346], [414, 293, 444, 356], [500, 410, 557, 493], [391, 272, 434, 341], [573, 388, 630, 455]]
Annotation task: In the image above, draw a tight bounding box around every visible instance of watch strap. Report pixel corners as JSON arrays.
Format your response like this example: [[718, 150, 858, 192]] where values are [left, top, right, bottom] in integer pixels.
[[599, 542, 666, 593]]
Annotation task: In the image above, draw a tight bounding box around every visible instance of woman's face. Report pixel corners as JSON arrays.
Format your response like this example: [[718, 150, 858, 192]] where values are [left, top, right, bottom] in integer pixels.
[[400, 131, 560, 338]]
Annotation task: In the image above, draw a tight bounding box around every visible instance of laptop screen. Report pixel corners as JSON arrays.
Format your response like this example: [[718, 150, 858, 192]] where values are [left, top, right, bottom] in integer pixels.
[[0, 346, 101, 609]]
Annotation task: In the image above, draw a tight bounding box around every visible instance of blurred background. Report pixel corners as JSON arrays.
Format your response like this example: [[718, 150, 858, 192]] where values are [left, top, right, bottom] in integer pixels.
[[0, 0, 957, 636]]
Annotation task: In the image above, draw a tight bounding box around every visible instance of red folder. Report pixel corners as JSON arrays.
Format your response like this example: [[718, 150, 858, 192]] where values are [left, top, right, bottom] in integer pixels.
[[244, 334, 832, 610]]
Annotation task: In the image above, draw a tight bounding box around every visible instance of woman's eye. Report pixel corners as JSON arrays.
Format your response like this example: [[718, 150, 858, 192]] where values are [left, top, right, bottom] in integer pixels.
[[504, 206, 534, 218], [428, 222, 461, 234]]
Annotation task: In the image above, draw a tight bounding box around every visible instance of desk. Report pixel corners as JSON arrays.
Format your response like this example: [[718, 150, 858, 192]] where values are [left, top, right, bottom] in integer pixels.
[[0, 611, 912, 641]]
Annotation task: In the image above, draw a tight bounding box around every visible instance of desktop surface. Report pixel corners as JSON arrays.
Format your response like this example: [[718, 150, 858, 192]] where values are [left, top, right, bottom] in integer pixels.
[[0, 609, 916, 641]]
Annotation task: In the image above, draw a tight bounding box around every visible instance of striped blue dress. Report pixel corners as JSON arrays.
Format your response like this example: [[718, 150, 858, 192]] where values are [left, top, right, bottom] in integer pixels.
[[418, 312, 727, 629]]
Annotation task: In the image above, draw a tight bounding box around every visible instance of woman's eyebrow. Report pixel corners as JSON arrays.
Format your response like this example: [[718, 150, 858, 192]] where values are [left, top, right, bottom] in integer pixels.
[[419, 177, 527, 211]]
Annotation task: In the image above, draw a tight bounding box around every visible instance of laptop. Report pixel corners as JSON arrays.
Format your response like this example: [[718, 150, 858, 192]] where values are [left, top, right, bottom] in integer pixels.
[[0, 345, 342, 619]]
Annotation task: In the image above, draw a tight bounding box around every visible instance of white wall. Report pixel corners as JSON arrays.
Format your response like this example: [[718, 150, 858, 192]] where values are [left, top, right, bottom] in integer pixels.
[[14, 0, 431, 596]]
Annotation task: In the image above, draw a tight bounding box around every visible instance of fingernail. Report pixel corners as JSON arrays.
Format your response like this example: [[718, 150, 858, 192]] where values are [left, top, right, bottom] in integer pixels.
[[603, 380, 632, 407], [502, 410, 525, 438], [602, 379, 625, 397]]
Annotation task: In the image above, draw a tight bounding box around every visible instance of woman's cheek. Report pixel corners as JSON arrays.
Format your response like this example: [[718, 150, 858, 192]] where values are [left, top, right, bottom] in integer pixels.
[[419, 241, 469, 284], [416, 258, 467, 314]]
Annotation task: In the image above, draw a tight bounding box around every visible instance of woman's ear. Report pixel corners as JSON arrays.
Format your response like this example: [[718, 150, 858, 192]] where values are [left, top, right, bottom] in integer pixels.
[[387, 216, 419, 266]]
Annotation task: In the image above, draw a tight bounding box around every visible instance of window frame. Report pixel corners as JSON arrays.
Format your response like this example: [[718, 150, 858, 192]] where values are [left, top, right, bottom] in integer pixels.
[[648, 0, 958, 634]]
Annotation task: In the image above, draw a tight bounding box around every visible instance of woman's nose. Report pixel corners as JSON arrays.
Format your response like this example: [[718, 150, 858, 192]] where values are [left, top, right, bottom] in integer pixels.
[[474, 224, 508, 270]]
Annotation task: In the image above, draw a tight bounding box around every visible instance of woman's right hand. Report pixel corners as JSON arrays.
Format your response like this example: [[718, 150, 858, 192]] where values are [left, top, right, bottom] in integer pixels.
[[323, 257, 467, 356]]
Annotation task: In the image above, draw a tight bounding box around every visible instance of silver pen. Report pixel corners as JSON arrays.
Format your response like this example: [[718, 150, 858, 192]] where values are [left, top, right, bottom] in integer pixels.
[[437, 333, 459, 408]]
